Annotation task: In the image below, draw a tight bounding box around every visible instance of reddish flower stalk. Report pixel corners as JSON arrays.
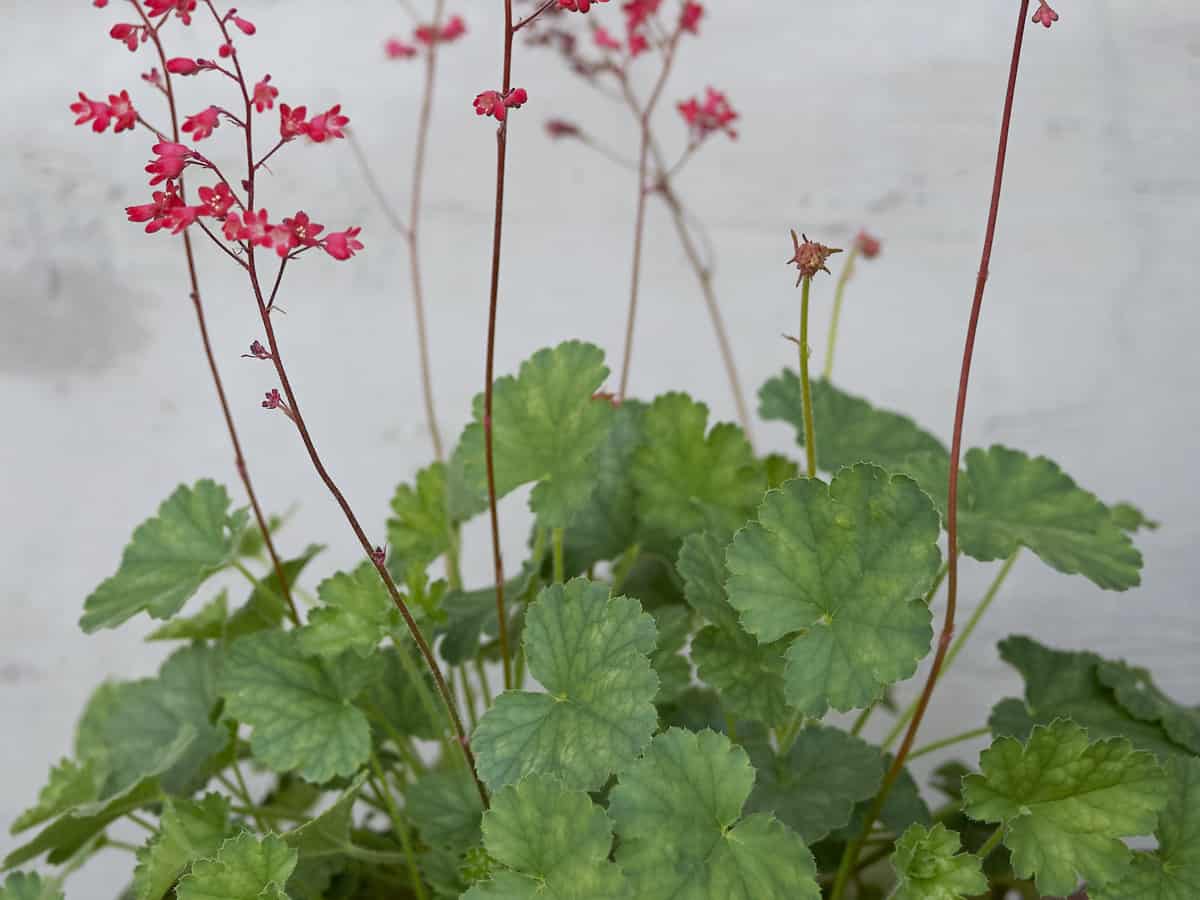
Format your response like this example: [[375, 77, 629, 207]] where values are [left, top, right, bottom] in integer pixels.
[[191, 0, 487, 808], [129, 0, 299, 625], [829, 3, 1034, 895], [615, 25, 683, 401]]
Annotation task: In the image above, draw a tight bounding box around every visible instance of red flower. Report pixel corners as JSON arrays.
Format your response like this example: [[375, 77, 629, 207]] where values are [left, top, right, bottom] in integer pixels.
[[628, 31, 649, 56], [545, 118, 581, 139], [222, 211, 246, 240], [594, 26, 622, 51], [182, 106, 221, 141], [385, 37, 417, 59], [305, 105, 349, 142], [677, 87, 739, 140], [144, 0, 197, 24], [416, 14, 467, 45], [323, 227, 364, 261], [271, 211, 325, 257], [240, 209, 273, 247], [166, 57, 201, 75], [229, 12, 256, 35], [262, 388, 284, 409], [107, 90, 137, 133], [855, 230, 882, 259], [279, 104, 308, 141], [142, 68, 164, 89], [197, 182, 236, 219], [559, 0, 609, 12], [145, 142, 194, 185], [126, 182, 187, 233], [70, 92, 111, 132], [680, 2, 703, 33], [1032, 1, 1059, 28], [473, 88, 529, 122], [109, 23, 143, 52], [252, 76, 278, 113], [622, 0, 661, 31]]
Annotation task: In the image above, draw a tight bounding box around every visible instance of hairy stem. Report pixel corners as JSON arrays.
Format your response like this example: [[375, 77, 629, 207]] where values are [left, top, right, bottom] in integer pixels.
[[132, 0, 297, 625], [617, 30, 682, 399], [552, 527, 565, 584], [823, 245, 859, 381], [882, 552, 1020, 751], [798, 276, 818, 477], [200, 0, 486, 809], [830, 6, 1031, 895], [482, 0, 517, 691]]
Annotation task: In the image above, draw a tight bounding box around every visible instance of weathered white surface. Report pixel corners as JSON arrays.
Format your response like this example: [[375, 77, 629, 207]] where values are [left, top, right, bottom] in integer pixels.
[[2, 0, 1198, 893]]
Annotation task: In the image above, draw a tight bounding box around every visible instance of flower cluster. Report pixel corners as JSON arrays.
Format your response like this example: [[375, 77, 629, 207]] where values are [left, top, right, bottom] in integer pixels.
[[473, 87, 529, 122], [559, 0, 609, 13], [386, 13, 466, 59], [677, 87, 738, 141], [77, 1, 363, 264], [70, 90, 137, 133]]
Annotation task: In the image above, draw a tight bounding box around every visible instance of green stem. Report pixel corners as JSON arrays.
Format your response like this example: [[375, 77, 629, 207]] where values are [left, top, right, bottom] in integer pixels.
[[849, 705, 874, 737], [446, 525, 464, 591], [230, 757, 268, 832], [514, 643, 527, 688], [798, 276, 818, 477], [392, 636, 456, 763], [474, 658, 494, 708], [233, 560, 293, 624], [611, 543, 641, 594], [370, 755, 429, 900], [908, 726, 991, 761], [724, 715, 740, 745], [552, 527, 565, 583], [460, 664, 480, 730], [976, 824, 1005, 861], [104, 839, 143, 854], [776, 711, 805, 752], [823, 245, 859, 381], [882, 552, 1017, 751], [126, 813, 157, 833]]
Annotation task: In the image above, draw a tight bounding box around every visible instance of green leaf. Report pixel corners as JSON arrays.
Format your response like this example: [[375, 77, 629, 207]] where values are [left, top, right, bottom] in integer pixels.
[[282, 773, 367, 861], [407, 770, 485, 849], [608, 728, 819, 900], [962, 719, 1169, 896], [763, 453, 800, 489], [465, 775, 630, 900], [725, 465, 940, 715], [563, 400, 645, 569], [146, 591, 230, 642], [361, 645, 441, 741], [649, 605, 692, 704], [4, 732, 191, 869], [759, 373, 946, 472], [1090, 756, 1200, 900], [76, 644, 228, 798], [677, 531, 739, 634], [224, 544, 324, 640], [472, 578, 658, 791], [219, 631, 376, 783], [176, 833, 296, 900], [0, 873, 63, 900], [1096, 660, 1200, 755], [990, 636, 1195, 762], [133, 794, 233, 900], [910, 446, 1143, 590], [11, 759, 103, 834], [436, 557, 540, 665], [691, 626, 789, 726], [745, 725, 883, 843], [1110, 501, 1159, 533], [455, 341, 615, 527], [890, 823, 987, 900], [296, 563, 400, 658], [632, 393, 763, 543], [80, 481, 250, 632], [387, 462, 456, 570]]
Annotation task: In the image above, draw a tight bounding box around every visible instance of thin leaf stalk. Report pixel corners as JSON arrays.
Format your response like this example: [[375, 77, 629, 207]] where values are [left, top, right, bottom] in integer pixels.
[[197, 0, 486, 809], [823, 244, 860, 381], [830, 4, 1031, 896], [798, 276, 818, 477], [131, 0, 298, 626]]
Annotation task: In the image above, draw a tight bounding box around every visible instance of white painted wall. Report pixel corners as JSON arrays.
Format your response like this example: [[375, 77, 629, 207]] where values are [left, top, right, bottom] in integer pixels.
[[3, 1, 1198, 893]]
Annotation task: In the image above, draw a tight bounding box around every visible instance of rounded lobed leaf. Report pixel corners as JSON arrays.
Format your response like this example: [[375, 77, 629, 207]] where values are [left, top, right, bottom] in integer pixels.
[[608, 728, 819, 900], [176, 832, 296, 900], [890, 823, 987, 900], [725, 464, 941, 716], [963, 719, 1170, 896], [472, 578, 659, 791]]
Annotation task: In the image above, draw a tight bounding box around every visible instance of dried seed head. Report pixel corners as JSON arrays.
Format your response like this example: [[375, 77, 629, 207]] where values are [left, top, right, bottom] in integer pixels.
[[787, 230, 843, 283]]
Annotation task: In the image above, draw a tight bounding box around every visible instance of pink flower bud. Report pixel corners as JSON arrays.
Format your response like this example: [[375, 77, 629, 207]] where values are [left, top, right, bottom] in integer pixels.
[[166, 57, 201, 75]]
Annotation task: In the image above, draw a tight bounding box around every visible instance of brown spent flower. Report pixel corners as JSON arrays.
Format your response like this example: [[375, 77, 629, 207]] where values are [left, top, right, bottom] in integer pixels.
[[787, 230, 842, 284]]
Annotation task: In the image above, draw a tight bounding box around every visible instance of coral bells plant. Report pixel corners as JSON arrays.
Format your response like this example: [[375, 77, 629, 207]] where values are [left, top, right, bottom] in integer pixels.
[[6, 1, 1196, 899]]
